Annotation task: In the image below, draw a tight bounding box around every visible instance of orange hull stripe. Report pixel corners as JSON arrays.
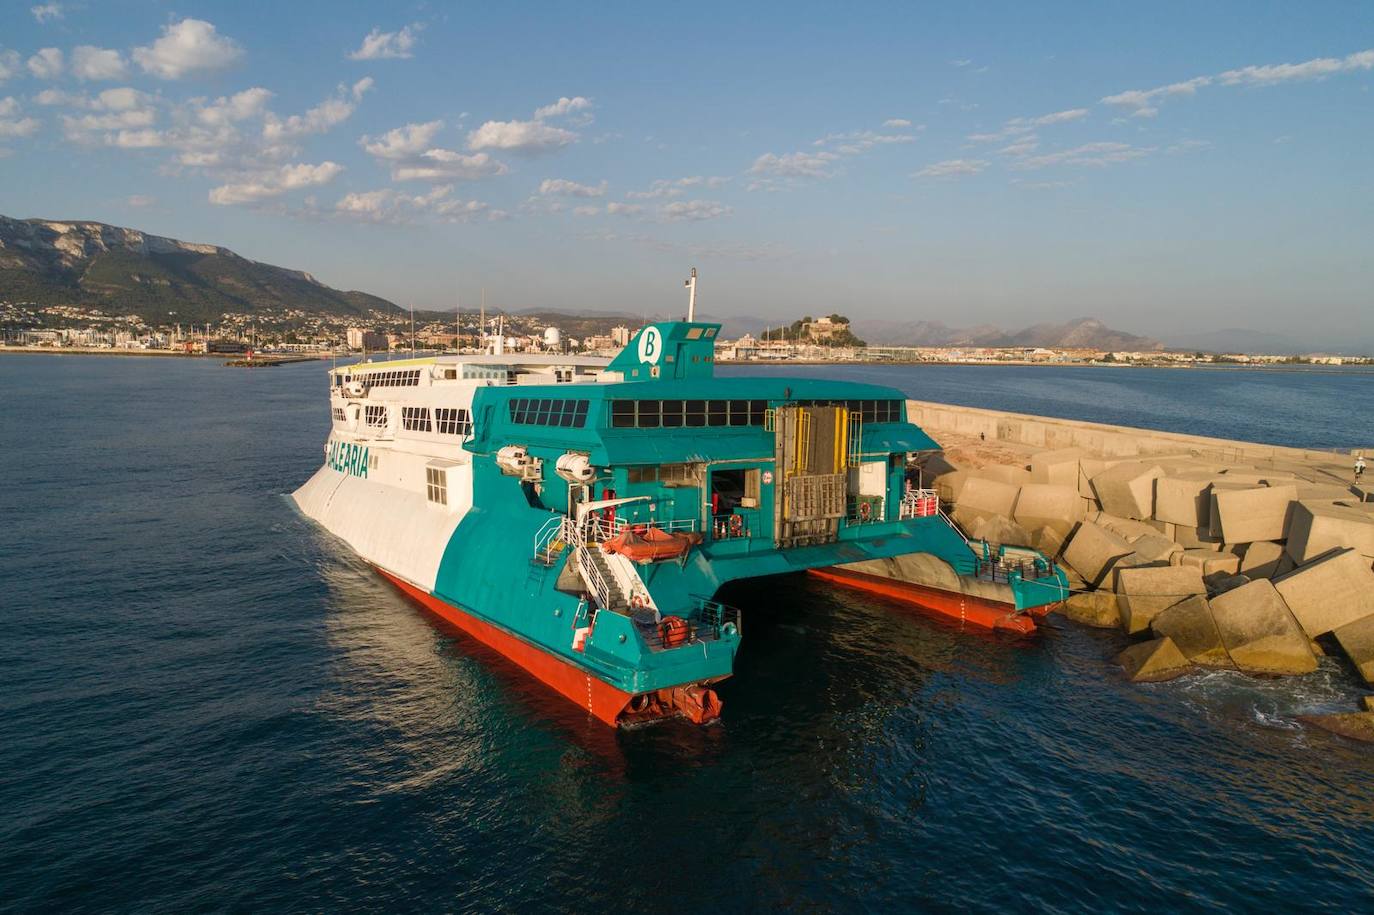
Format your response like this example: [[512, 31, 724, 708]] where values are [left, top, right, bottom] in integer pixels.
[[376, 569, 632, 725], [808, 567, 1037, 635]]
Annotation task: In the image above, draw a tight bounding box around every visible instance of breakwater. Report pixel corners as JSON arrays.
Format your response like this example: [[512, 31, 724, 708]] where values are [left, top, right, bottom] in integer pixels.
[[911, 399, 1374, 738]]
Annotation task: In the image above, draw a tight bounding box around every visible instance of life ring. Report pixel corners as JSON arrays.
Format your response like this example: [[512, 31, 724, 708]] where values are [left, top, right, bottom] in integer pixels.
[[631, 593, 648, 609], [728, 514, 744, 537], [659, 615, 689, 648], [858, 500, 873, 521]]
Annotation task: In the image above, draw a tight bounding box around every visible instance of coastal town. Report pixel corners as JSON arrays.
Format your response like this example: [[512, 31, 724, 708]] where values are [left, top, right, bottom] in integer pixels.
[[2, 300, 1369, 366]]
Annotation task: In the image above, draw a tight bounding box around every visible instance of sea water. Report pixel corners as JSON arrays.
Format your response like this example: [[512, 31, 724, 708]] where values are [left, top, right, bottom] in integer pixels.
[[2, 355, 1371, 913]]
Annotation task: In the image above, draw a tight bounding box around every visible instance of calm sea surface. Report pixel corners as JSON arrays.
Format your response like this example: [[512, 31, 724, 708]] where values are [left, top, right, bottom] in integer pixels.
[[3, 355, 1372, 914]]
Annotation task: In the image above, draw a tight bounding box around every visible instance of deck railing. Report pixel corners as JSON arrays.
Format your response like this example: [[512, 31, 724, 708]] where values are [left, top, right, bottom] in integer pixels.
[[899, 488, 940, 519]]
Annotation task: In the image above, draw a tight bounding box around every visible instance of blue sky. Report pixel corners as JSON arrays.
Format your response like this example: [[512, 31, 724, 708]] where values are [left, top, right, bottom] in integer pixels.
[[1, 1, 1372, 348]]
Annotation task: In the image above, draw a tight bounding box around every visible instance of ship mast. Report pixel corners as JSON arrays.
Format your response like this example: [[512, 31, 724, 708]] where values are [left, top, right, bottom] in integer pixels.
[[685, 267, 698, 322]]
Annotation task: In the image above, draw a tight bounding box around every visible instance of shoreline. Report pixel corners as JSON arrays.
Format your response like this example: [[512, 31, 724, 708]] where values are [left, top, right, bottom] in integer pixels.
[[721, 359, 1374, 374]]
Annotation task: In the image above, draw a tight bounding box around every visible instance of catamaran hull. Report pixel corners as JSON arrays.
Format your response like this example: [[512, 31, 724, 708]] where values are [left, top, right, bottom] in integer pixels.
[[376, 568, 722, 726], [807, 566, 1042, 634]]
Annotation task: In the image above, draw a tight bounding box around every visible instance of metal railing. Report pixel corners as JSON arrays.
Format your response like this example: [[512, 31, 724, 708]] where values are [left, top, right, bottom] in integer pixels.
[[711, 513, 751, 540], [610, 517, 699, 535], [634, 598, 743, 650], [575, 545, 615, 611], [847, 496, 885, 524], [899, 488, 940, 519]]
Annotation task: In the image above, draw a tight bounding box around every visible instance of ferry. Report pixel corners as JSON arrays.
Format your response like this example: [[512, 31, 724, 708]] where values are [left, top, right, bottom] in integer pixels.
[[294, 302, 1068, 726]]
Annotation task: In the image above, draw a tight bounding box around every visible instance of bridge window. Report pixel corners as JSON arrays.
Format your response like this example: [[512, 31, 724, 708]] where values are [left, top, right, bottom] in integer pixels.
[[435, 408, 472, 436], [611, 399, 767, 429], [402, 406, 431, 432], [364, 405, 388, 428], [508, 398, 589, 428]]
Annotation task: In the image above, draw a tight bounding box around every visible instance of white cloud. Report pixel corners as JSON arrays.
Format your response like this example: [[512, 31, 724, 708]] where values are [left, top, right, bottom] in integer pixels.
[[1165, 138, 1212, 155], [71, 46, 128, 81], [572, 205, 600, 217], [951, 59, 973, 67], [1015, 141, 1152, 170], [914, 158, 987, 178], [1219, 48, 1374, 86], [658, 199, 732, 222], [361, 120, 443, 159], [31, 3, 61, 23], [748, 150, 839, 179], [627, 176, 729, 199], [111, 128, 164, 148], [467, 118, 576, 152], [350, 77, 374, 101], [391, 149, 507, 182], [606, 202, 644, 216], [998, 136, 1039, 157], [59, 89, 159, 140], [0, 50, 20, 84], [361, 120, 509, 181], [34, 88, 82, 106], [27, 48, 63, 79], [126, 194, 156, 207], [1101, 77, 1211, 114], [883, 118, 912, 128], [134, 19, 243, 80], [209, 160, 344, 205], [349, 24, 423, 61], [813, 129, 917, 155], [0, 96, 40, 138], [533, 96, 592, 119], [263, 82, 369, 142], [334, 184, 503, 224], [538, 178, 607, 197], [1031, 108, 1089, 126], [194, 88, 273, 126]]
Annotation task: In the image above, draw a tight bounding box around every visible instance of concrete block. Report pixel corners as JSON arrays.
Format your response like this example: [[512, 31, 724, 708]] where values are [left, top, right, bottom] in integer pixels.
[[976, 464, 1033, 487], [970, 514, 1034, 548], [1130, 533, 1184, 564], [1239, 541, 1287, 579], [1151, 595, 1234, 668], [1062, 521, 1135, 588], [1286, 500, 1374, 564], [1030, 448, 1084, 487], [1095, 513, 1164, 542], [951, 477, 1019, 530], [1205, 572, 1250, 597], [1175, 524, 1221, 550], [1013, 483, 1084, 538], [1302, 712, 1374, 742], [1153, 473, 1220, 527], [1206, 482, 1260, 539], [1115, 565, 1207, 634], [1211, 484, 1298, 543], [1061, 590, 1123, 628], [1209, 579, 1317, 676], [1078, 458, 1124, 498], [1117, 636, 1193, 682], [1029, 525, 1068, 559], [1091, 462, 1164, 520], [1333, 615, 1374, 686], [1273, 548, 1374, 637], [931, 469, 970, 503], [1179, 549, 1241, 576]]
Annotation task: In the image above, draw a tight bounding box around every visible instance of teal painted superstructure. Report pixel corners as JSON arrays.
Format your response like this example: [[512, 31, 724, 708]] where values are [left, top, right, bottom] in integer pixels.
[[426, 321, 1066, 704]]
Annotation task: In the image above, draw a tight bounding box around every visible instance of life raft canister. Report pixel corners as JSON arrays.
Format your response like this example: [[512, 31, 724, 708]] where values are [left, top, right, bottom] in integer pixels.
[[659, 615, 689, 648]]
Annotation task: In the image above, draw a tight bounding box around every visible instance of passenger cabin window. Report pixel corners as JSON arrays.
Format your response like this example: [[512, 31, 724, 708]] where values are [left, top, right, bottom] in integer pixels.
[[331, 407, 345, 422], [796, 399, 904, 423], [508, 398, 590, 428], [402, 406, 431, 432], [425, 467, 447, 505], [435, 408, 472, 436], [364, 369, 422, 388], [610, 399, 767, 429], [364, 405, 388, 428]]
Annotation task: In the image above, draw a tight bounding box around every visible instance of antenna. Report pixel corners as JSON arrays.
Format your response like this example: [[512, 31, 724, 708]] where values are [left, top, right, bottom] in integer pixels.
[[480, 288, 486, 354], [684, 267, 697, 322]]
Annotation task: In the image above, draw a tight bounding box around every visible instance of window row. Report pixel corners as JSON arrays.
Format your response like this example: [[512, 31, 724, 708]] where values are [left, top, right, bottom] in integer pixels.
[[363, 369, 422, 388], [364, 405, 388, 428], [797, 399, 905, 424], [508, 398, 591, 428], [392, 406, 473, 435], [426, 467, 448, 505], [331, 407, 346, 422], [610, 399, 767, 429]]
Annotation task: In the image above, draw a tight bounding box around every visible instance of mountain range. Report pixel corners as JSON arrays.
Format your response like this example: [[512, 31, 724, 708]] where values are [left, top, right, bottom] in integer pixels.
[[0, 215, 397, 324]]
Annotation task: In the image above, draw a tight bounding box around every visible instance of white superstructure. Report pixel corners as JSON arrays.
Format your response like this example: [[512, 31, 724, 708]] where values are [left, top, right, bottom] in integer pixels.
[[293, 353, 614, 591]]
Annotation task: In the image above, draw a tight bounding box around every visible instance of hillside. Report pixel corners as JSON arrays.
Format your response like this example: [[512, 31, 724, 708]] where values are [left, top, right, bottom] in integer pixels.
[[853, 316, 1160, 351], [0, 215, 398, 324]]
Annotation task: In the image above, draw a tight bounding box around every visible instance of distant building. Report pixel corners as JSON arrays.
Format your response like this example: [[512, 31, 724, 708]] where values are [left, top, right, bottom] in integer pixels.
[[610, 325, 632, 346], [802, 316, 844, 340], [346, 327, 387, 351]]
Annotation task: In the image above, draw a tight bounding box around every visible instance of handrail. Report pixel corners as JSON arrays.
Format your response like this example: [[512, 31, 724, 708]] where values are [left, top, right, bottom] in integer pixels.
[[575, 545, 615, 611], [899, 488, 940, 519]]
